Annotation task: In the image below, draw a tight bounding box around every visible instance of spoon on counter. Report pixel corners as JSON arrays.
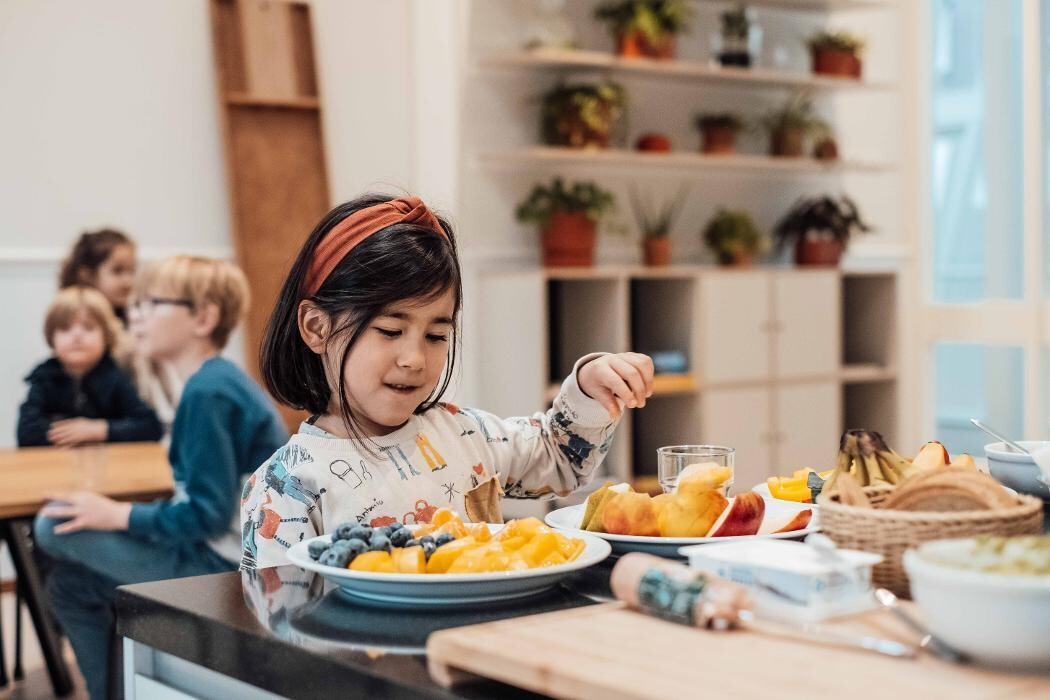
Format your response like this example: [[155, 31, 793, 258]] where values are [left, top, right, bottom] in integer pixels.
[[970, 419, 1030, 455], [873, 588, 966, 663]]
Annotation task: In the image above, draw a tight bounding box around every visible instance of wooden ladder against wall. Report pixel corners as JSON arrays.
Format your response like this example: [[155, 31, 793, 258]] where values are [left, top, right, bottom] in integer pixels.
[[209, 0, 329, 430]]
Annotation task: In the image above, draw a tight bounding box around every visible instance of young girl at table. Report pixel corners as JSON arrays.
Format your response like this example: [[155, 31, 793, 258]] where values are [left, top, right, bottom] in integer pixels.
[[17, 286, 162, 447], [33, 256, 288, 700], [59, 228, 137, 325], [239, 194, 654, 570]]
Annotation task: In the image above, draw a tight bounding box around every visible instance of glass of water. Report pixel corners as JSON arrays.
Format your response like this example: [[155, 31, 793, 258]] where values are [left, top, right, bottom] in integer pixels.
[[657, 445, 735, 495]]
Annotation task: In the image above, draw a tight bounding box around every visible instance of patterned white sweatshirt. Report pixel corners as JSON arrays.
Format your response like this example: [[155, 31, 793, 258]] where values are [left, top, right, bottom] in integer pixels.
[[240, 357, 619, 569]]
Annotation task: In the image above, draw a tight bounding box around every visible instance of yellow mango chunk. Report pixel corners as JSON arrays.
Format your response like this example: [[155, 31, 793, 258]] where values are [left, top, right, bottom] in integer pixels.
[[538, 550, 567, 567], [392, 546, 426, 574], [349, 551, 394, 572], [466, 522, 492, 542], [557, 536, 586, 562], [497, 536, 527, 552], [426, 536, 476, 574], [517, 532, 559, 567]]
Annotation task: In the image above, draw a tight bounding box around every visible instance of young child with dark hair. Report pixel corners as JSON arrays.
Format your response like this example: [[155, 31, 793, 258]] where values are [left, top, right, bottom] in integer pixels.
[[17, 286, 162, 447], [240, 194, 654, 569], [34, 256, 287, 700], [59, 228, 136, 324]]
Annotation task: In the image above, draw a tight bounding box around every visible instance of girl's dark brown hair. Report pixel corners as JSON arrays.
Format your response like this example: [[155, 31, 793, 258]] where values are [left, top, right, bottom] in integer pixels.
[[261, 195, 462, 443], [59, 228, 133, 288]]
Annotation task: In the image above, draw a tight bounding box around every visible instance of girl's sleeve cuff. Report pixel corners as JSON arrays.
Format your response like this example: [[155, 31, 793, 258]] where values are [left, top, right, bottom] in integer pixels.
[[554, 352, 614, 427]]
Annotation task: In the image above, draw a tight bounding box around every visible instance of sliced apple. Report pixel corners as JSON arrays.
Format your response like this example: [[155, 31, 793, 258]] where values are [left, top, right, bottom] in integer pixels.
[[949, 453, 976, 470], [707, 492, 765, 537], [657, 490, 728, 537], [758, 509, 813, 535], [676, 463, 733, 498], [582, 482, 631, 532], [913, 441, 950, 470], [602, 490, 660, 537]]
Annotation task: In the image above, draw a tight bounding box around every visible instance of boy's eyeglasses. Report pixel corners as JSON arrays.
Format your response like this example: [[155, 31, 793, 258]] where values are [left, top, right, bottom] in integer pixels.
[[133, 297, 194, 313]]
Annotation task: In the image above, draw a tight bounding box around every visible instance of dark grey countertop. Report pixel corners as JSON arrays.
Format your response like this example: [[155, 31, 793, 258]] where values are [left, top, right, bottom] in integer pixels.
[[116, 561, 615, 699]]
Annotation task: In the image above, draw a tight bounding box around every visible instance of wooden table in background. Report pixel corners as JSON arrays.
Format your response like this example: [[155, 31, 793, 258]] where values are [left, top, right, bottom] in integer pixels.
[[0, 442, 173, 696]]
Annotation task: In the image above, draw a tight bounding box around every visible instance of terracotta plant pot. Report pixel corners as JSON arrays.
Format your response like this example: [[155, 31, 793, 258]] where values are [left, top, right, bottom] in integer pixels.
[[700, 125, 738, 155], [811, 48, 862, 78], [643, 237, 671, 266], [770, 127, 805, 157], [542, 211, 596, 267], [617, 30, 676, 60], [636, 132, 672, 152], [814, 137, 839, 161], [795, 237, 844, 266]]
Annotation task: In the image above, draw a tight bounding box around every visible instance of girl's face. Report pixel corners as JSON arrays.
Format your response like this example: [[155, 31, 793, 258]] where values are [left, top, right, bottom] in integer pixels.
[[52, 311, 106, 376], [89, 243, 136, 309], [329, 289, 455, 436]]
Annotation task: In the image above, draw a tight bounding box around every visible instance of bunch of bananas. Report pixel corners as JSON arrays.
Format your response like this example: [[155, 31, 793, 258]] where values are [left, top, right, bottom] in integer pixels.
[[822, 429, 920, 495]]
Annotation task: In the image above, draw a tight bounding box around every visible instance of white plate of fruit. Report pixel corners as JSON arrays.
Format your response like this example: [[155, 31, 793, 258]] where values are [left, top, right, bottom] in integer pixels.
[[286, 509, 610, 607], [545, 465, 818, 558]]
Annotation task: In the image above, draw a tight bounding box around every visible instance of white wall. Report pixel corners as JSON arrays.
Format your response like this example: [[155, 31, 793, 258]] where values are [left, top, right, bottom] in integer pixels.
[[0, 0, 234, 447]]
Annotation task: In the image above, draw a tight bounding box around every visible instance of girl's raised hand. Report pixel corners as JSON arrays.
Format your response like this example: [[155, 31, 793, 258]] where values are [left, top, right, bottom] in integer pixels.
[[577, 352, 654, 419]]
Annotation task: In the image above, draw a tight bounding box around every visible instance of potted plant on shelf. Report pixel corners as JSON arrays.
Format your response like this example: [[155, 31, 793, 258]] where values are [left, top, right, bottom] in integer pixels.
[[594, 0, 694, 60], [695, 113, 745, 155], [807, 30, 865, 79], [774, 195, 870, 266], [541, 81, 627, 149], [715, 3, 759, 68], [812, 120, 839, 161], [516, 178, 618, 267], [702, 208, 763, 266], [629, 183, 689, 266], [635, 132, 673, 152], [761, 91, 820, 158]]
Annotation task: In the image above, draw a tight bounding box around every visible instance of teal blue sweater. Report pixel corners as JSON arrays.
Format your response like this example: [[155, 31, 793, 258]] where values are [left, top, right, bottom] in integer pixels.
[[128, 357, 287, 546]]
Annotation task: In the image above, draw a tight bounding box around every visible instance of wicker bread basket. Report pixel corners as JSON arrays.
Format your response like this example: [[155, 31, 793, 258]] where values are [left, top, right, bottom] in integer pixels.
[[818, 485, 1044, 598]]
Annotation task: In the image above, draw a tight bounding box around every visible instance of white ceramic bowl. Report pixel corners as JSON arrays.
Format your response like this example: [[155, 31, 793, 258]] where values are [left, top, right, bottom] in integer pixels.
[[903, 540, 1050, 671], [984, 441, 1050, 501]]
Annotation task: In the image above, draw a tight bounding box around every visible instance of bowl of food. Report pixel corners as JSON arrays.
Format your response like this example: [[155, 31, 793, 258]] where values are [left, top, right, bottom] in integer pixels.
[[985, 441, 1050, 500], [903, 536, 1050, 671]]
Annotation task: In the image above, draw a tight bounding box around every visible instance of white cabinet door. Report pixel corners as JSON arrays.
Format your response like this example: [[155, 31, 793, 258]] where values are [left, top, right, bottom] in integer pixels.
[[774, 381, 841, 474], [773, 271, 840, 379], [698, 272, 771, 384], [701, 386, 772, 492]]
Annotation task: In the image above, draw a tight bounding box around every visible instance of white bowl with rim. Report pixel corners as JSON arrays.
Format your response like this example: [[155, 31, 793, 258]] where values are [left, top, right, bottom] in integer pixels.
[[903, 538, 1050, 671], [984, 441, 1050, 501]]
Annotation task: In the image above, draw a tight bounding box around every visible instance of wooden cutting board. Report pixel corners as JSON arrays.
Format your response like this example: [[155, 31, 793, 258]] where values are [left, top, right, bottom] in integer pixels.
[[427, 602, 1050, 700]]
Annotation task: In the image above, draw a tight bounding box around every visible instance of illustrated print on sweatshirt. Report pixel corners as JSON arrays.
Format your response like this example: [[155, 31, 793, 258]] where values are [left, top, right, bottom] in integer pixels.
[[239, 355, 619, 569]]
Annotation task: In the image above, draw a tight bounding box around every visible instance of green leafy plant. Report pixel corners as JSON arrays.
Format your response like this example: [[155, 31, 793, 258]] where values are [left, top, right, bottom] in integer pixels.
[[807, 30, 866, 54], [541, 82, 627, 148], [695, 113, 746, 132], [628, 183, 688, 239], [774, 195, 871, 249], [702, 208, 763, 264], [594, 1, 694, 42], [761, 91, 821, 133], [515, 178, 618, 228]]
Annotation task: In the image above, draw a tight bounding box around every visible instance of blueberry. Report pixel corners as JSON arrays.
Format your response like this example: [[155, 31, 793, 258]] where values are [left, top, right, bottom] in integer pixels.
[[433, 533, 454, 548], [307, 539, 330, 560], [388, 522, 405, 532], [419, 534, 436, 546], [421, 541, 437, 559], [319, 549, 350, 568], [389, 529, 412, 547], [346, 540, 368, 557], [369, 535, 391, 552], [375, 526, 392, 538], [348, 525, 372, 542], [403, 538, 421, 548], [333, 523, 356, 541], [330, 540, 353, 553]]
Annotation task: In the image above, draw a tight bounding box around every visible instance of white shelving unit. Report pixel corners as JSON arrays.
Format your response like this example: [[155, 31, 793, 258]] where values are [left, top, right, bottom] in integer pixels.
[[480, 267, 898, 500], [463, 1, 904, 516], [478, 47, 893, 91], [476, 147, 894, 175]]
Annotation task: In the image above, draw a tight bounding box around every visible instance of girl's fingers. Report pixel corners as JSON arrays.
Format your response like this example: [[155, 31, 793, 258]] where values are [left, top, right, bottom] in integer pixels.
[[590, 385, 621, 419], [609, 356, 648, 406], [40, 504, 78, 519], [601, 365, 637, 409], [621, 353, 655, 395]]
